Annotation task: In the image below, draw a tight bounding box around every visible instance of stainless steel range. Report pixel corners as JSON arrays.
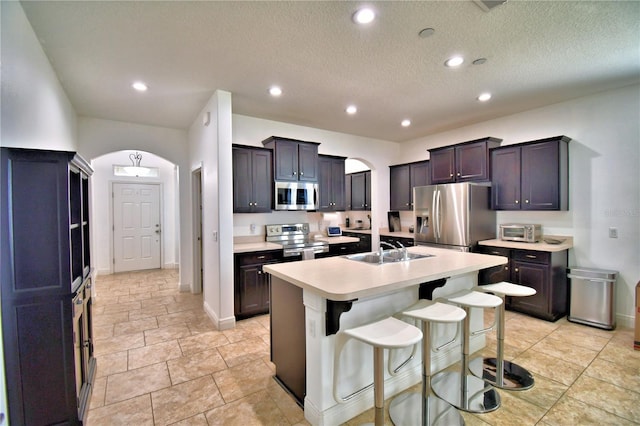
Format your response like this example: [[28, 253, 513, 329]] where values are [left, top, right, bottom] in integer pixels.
[[266, 223, 329, 257]]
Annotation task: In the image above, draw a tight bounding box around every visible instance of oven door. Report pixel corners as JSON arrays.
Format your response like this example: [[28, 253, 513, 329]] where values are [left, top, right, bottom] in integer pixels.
[[274, 182, 319, 210]]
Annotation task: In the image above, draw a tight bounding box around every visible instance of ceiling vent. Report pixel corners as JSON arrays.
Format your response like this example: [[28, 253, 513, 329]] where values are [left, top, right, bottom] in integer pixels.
[[473, 0, 507, 12]]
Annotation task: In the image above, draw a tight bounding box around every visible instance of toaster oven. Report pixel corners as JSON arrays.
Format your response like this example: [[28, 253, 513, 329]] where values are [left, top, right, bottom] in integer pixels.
[[499, 224, 542, 243]]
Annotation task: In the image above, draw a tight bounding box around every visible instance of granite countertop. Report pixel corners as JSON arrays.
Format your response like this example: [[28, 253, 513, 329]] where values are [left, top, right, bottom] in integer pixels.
[[479, 236, 573, 252], [263, 246, 507, 301], [313, 235, 360, 244], [233, 241, 283, 253]]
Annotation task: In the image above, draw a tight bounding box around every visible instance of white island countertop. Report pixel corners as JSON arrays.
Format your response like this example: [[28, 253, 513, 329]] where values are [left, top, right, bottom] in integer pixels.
[[263, 246, 507, 301], [479, 236, 573, 252]]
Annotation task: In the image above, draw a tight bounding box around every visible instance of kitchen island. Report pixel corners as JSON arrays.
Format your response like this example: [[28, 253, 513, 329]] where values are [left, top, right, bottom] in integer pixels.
[[263, 246, 507, 426]]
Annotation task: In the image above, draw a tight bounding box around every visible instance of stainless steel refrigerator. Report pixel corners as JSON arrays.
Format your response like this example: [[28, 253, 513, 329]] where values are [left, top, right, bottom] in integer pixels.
[[414, 182, 496, 251]]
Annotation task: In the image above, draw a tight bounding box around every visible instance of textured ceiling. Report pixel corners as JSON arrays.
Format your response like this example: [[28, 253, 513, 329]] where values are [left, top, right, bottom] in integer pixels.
[[20, 1, 640, 142]]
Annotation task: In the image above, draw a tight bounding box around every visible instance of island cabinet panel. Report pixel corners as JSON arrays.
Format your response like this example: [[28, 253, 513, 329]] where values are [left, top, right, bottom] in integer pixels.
[[342, 231, 372, 252], [318, 155, 346, 212], [349, 170, 371, 211], [1, 148, 95, 425], [477, 245, 568, 321], [232, 145, 272, 213], [262, 136, 319, 182], [491, 136, 570, 211], [429, 137, 501, 184], [389, 160, 430, 211], [234, 250, 284, 319]]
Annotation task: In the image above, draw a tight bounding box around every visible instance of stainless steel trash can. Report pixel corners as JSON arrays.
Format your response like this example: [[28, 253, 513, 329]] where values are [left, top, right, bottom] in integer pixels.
[[567, 267, 617, 330]]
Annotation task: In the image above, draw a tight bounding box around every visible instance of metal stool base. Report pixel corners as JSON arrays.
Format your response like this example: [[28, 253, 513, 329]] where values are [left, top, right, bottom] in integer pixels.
[[470, 357, 534, 390], [389, 392, 464, 426], [431, 372, 500, 414]]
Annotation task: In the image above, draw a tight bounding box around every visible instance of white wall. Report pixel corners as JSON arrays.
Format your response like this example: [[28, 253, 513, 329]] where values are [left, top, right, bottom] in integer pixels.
[[400, 85, 640, 327], [0, 1, 77, 151], [90, 151, 179, 274], [188, 91, 235, 330], [77, 118, 192, 291], [232, 114, 400, 243]]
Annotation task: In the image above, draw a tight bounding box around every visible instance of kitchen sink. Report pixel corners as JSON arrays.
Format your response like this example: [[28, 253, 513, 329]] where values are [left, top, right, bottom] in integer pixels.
[[346, 250, 433, 264]]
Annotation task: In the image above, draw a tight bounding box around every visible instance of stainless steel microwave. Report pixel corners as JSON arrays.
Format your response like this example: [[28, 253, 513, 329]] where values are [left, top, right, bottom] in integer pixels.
[[500, 223, 542, 243], [274, 181, 319, 211]]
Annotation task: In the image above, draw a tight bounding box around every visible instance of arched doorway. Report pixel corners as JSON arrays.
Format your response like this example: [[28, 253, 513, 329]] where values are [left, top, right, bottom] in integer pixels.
[[90, 150, 179, 275]]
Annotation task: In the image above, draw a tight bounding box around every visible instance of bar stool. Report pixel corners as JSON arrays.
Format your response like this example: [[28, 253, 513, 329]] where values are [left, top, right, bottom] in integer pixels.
[[333, 316, 423, 426], [471, 282, 536, 390], [388, 299, 466, 426], [431, 289, 502, 414]]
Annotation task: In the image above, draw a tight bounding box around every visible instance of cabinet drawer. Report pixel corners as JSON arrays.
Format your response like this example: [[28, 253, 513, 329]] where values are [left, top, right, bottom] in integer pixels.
[[511, 250, 550, 264], [477, 246, 510, 257], [235, 250, 283, 266]]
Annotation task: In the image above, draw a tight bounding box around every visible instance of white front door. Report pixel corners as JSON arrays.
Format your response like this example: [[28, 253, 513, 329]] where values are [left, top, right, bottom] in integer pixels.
[[113, 183, 161, 272]]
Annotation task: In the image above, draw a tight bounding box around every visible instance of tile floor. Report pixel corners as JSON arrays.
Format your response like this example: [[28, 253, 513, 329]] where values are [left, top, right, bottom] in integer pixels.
[[88, 269, 640, 425]]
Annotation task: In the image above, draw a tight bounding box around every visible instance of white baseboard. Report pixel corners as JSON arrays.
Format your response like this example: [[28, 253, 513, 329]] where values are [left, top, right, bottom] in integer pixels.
[[202, 300, 236, 330]]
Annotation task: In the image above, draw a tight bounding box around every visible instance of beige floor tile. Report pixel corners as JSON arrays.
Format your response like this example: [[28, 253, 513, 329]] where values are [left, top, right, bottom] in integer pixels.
[[204, 389, 290, 426], [128, 340, 183, 370], [584, 356, 640, 393], [167, 413, 209, 426], [476, 389, 547, 425], [598, 337, 640, 369], [266, 379, 306, 424], [212, 359, 274, 402], [93, 323, 115, 340], [547, 324, 611, 351], [506, 372, 569, 410], [512, 349, 583, 386], [92, 310, 129, 326], [113, 316, 158, 336], [178, 330, 230, 356], [566, 374, 640, 422], [151, 376, 225, 425], [117, 292, 153, 303], [94, 332, 145, 356], [95, 350, 128, 378], [102, 300, 142, 314], [217, 336, 269, 367], [130, 284, 160, 294], [186, 317, 218, 334], [144, 324, 192, 346], [167, 348, 227, 385], [530, 335, 599, 368], [542, 394, 638, 426], [105, 362, 171, 405], [157, 310, 204, 328], [128, 304, 169, 321], [87, 394, 154, 426], [223, 320, 269, 343], [141, 296, 177, 307]]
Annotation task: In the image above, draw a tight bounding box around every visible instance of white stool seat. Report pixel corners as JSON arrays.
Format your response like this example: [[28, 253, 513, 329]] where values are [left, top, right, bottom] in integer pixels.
[[403, 300, 467, 323], [479, 281, 536, 297], [344, 316, 423, 349], [447, 289, 502, 309]]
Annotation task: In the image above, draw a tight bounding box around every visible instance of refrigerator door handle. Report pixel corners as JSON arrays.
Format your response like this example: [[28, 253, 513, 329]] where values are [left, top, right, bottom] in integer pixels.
[[435, 188, 442, 240]]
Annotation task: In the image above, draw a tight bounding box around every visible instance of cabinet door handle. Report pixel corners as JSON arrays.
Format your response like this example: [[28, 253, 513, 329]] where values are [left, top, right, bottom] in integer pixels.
[[257, 255, 266, 259], [490, 251, 501, 255], [526, 255, 537, 259], [449, 173, 454, 178], [514, 267, 519, 272], [457, 172, 461, 177], [504, 266, 509, 270], [515, 200, 519, 204], [525, 199, 529, 204]]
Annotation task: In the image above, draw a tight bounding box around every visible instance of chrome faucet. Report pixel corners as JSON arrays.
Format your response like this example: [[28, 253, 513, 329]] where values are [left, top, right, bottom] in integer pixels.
[[395, 241, 409, 260], [379, 241, 396, 261]]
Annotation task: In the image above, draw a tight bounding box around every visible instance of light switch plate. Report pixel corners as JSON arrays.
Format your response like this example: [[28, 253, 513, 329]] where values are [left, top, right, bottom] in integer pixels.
[[609, 227, 618, 238]]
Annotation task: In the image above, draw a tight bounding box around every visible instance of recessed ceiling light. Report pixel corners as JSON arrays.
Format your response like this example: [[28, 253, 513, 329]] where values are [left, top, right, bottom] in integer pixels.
[[346, 105, 358, 115], [473, 58, 487, 65], [353, 7, 375, 24], [132, 81, 148, 92], [445, 56, 464, 67], [401, 119, 411, 127], [418, 28, 435, 38], [478, 93, 492, 102], [269, 86, 282, 97]]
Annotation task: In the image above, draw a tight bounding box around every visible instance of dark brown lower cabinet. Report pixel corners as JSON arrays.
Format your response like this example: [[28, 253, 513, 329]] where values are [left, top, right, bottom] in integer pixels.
[[234, 250, 285, 319], [477, 245, 568, 321]]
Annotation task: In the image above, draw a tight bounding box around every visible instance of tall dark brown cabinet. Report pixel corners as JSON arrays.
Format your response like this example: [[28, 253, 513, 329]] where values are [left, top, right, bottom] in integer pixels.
[[1, 148, 95, 425]]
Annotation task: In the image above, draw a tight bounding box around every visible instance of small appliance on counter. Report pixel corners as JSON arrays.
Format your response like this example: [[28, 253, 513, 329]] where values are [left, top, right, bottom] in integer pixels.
[[499, 223, 542, 243], [326, 226, 342, 237]]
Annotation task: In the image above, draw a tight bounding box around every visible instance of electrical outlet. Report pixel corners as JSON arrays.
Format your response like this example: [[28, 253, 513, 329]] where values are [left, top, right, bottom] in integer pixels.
[[609, 227, 618, 238], [250, 223, 256, 233]]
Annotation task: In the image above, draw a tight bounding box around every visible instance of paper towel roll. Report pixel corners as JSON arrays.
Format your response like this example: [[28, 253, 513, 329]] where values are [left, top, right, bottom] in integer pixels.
[[302, 248, 315, 260]]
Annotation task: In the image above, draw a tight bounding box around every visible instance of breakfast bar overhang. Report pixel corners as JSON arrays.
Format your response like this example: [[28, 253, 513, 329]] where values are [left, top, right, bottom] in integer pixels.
[[264, 246, 508, 426]]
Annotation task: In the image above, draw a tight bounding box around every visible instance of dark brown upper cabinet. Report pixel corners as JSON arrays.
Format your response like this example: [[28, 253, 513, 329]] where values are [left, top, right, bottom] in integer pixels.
[[262, 136, 319, 182], [429, 137, 502, 184], [349, 170, 371, 211], [233, 145, 273, 213], [318, 154, 346, 211], [389, 160, 430, 211], [491, 135, 570, 210]]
